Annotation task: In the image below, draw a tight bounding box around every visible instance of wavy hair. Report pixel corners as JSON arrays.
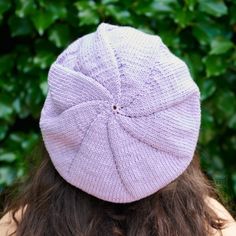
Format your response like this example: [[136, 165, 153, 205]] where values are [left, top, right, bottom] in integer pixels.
[[1, 140, 231, 236]]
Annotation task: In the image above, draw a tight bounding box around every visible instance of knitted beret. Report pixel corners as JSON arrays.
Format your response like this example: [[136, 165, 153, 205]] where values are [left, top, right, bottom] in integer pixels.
[[39, 22, 201, 203]]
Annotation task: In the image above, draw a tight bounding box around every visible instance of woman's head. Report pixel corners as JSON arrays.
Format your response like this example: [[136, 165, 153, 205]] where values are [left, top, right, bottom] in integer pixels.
[[2, 141, 227, 236], [39, 22, 201, 203]]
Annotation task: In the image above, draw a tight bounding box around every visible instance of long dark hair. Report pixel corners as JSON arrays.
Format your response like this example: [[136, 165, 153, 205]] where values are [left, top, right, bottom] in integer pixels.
[[1, 140, 232, 236]]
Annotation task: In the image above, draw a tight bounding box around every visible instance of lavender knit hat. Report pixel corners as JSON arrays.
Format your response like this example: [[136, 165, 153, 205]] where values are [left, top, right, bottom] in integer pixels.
[[39, 22, 201, 203]]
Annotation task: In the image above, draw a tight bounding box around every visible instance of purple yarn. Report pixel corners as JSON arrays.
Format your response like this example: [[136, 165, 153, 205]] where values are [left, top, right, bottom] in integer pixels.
[[39, 22, 201, 203]]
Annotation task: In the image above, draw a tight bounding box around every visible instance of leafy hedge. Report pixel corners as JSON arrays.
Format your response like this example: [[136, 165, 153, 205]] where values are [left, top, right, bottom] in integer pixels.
[[0, 0, 236, 209]]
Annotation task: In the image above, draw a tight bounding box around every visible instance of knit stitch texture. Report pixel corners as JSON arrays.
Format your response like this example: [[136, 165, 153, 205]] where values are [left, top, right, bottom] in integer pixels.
[[39, 22, 201, 203]]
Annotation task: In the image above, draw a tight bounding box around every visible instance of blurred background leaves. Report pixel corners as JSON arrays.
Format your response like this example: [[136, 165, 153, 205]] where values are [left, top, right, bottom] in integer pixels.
[[0, 0, 236, 211]]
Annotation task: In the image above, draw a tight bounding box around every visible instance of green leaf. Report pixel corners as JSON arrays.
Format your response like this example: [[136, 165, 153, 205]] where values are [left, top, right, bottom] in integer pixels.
[[172, 8, 194, 28], [199, 0, 228, 17], [48, 24, 70, 48], [7, 132, 39, 153], [203, 55, 227, 77], [135, 0, 175, 18], [211, 156, 224, 170], [15, 0, 36, 18], [31, 10, 56, 35], [0, 54, 15, 75], [199, 109, 215, 143], [210, 37, 234, 55], [33, 39, 56, 69], [8, 15, 33, 37], [29, 1, 67, 35], [44, 3, 67, 20], [215, 90, 236, 118], [105, 5, 132, 24], [40, 81, 48, 96], [185, 0, 197, 11], [228, 115, 236, 130], [101, 0, 119, 4], [0, 153, 17, 162], [183, 53, 203, 79], [0, 101, 13, 120], [0, 0, 11, 21], [33, 51, 55, 69], [158, 30, 180, 48], [192, 18, 225, 45], [0, 167, 16, 186], [199, 78, 216, 101], [0, 123, 8, 141], [9, 132, 25, 145], [12, 98, 21, 115], [229, 5, 236, 24], [75, 1, 100, 26], [21, 133, 39, 151], [16, 53, 34, 73]]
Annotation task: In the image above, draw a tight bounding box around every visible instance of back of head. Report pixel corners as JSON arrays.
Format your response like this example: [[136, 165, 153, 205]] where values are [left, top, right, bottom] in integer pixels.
[[39, 22, 201, 203], [1, 23, 228, 236], [5, 143, 225, 236]]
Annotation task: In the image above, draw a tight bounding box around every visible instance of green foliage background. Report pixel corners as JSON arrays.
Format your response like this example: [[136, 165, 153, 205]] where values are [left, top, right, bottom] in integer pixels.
[[0, 0, 236, 210]]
